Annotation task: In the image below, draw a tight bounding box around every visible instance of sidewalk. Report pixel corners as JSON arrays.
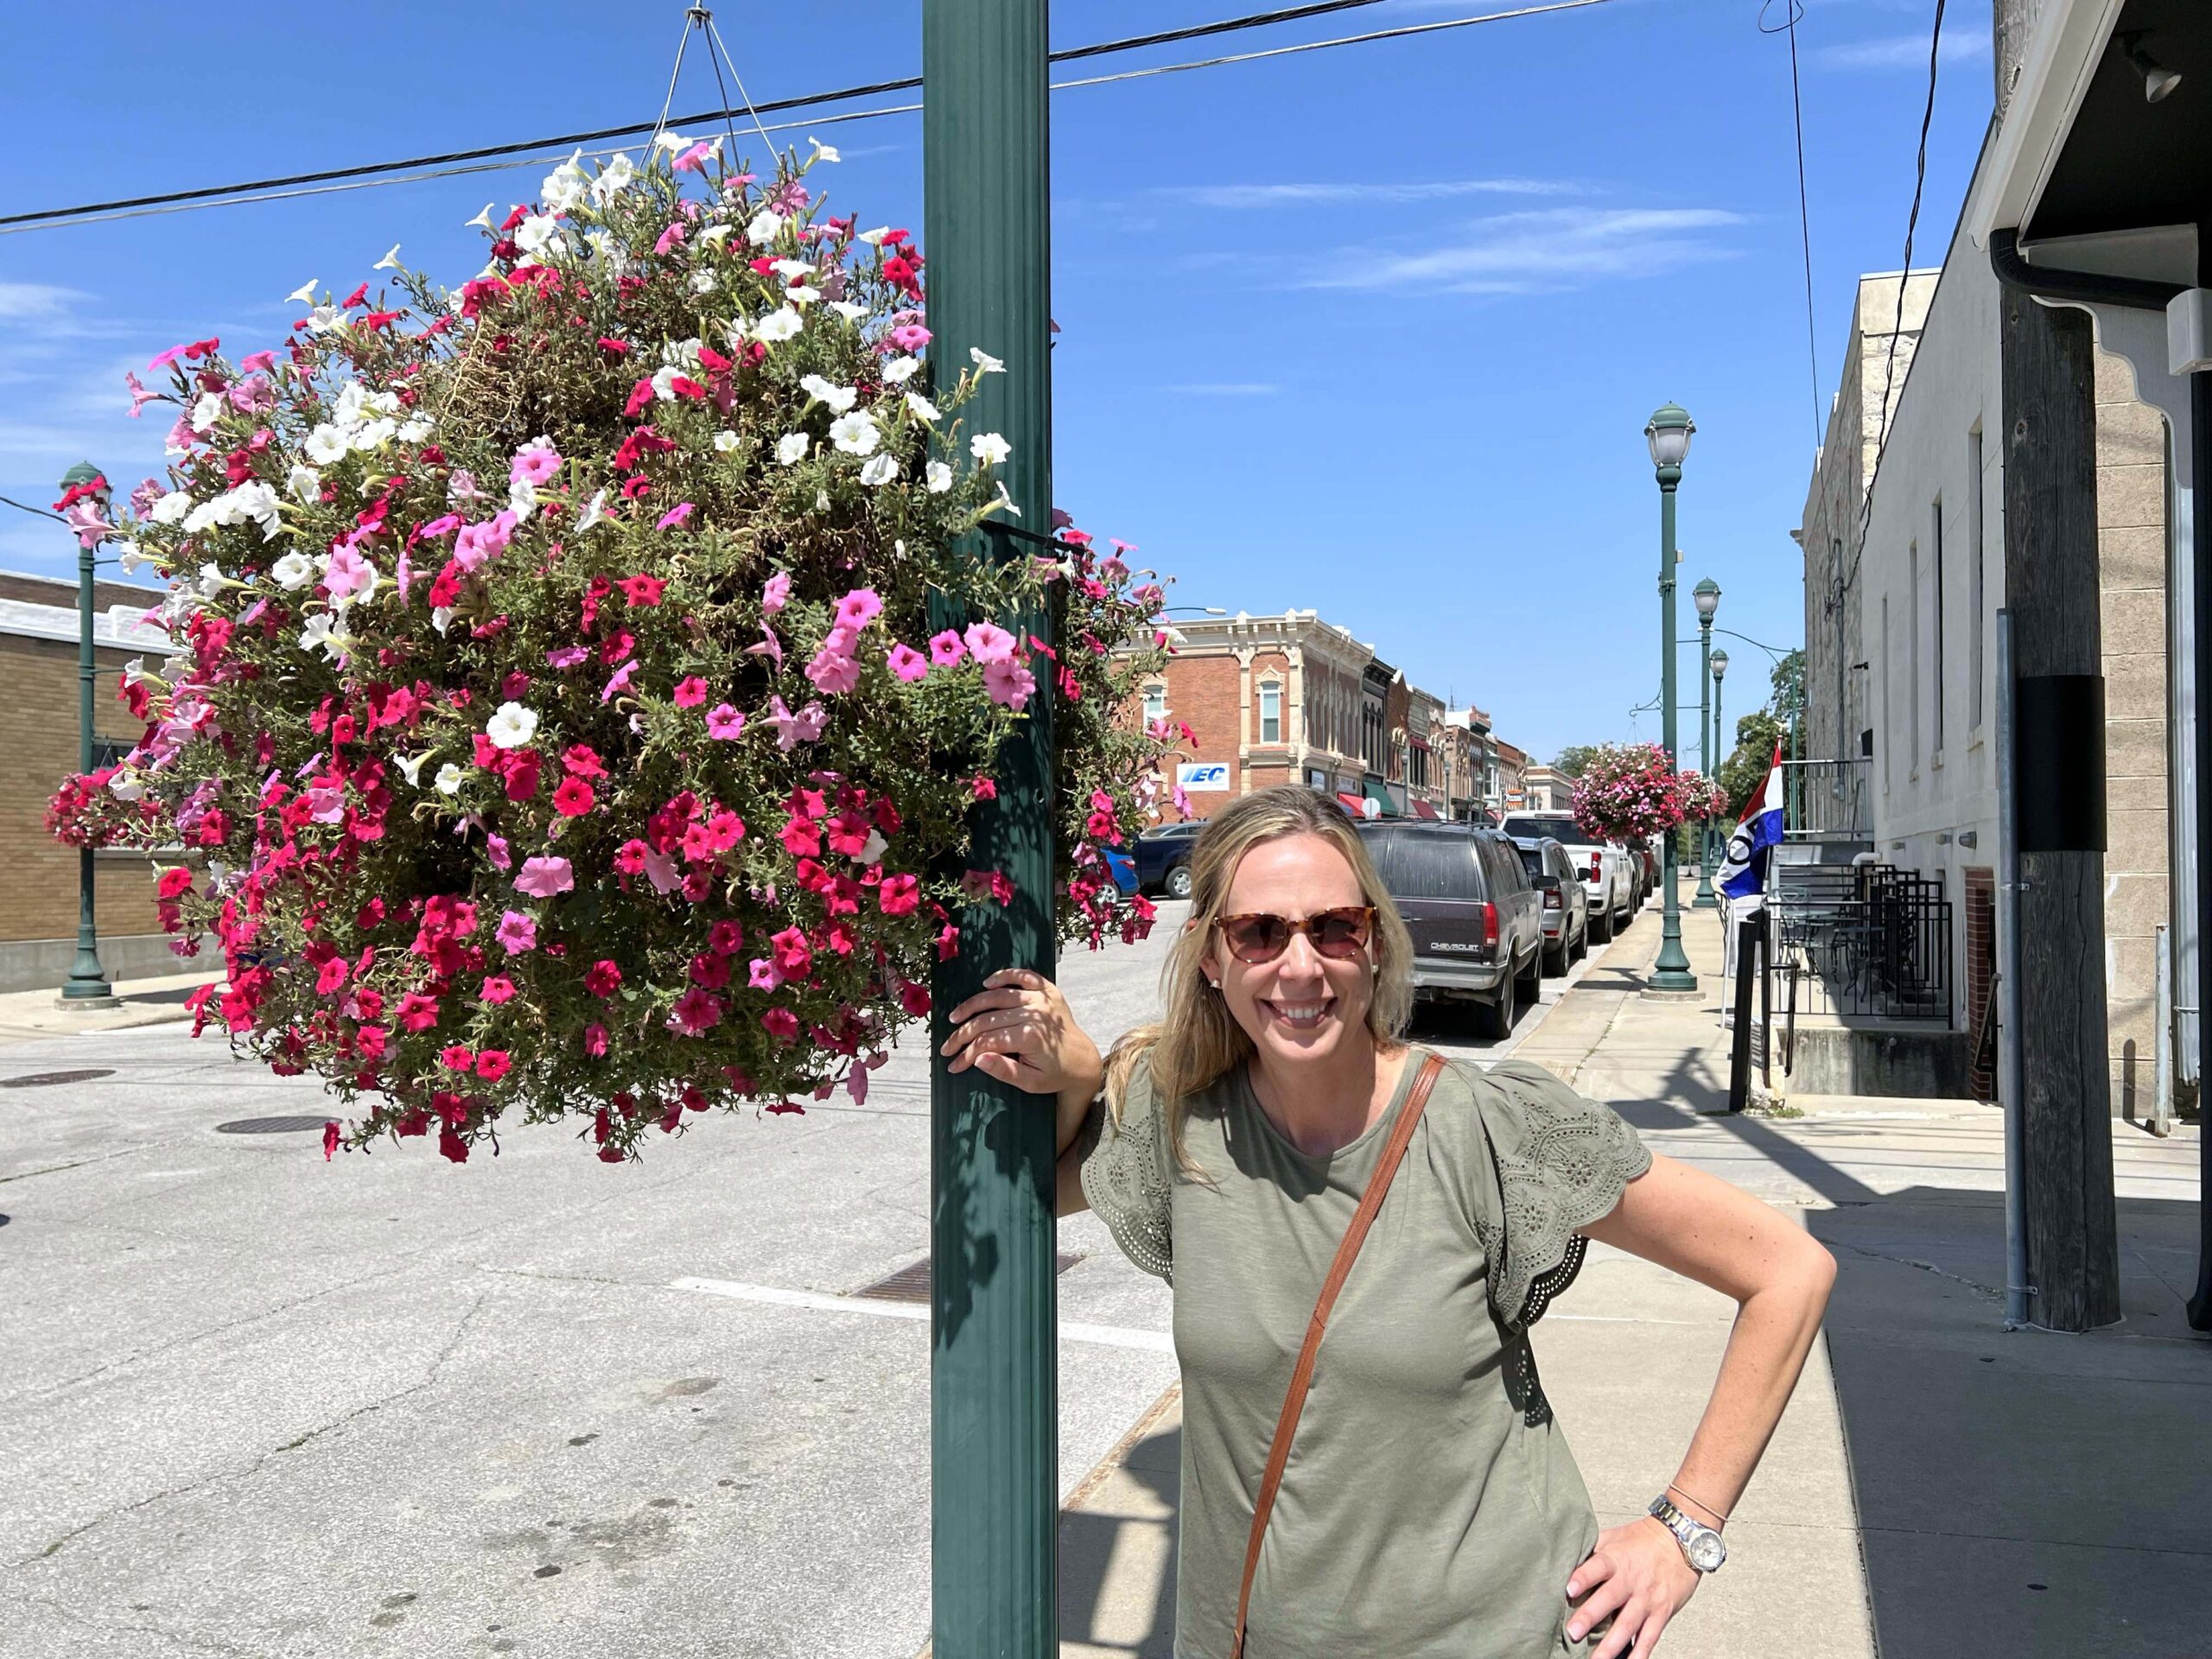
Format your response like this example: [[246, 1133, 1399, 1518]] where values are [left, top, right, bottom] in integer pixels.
[[0, 969, 209, 1046], [1059, 887, 2208, 1658]]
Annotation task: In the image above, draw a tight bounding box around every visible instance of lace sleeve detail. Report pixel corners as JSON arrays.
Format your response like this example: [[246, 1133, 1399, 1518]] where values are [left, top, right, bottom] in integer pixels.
[[1478, 1059, 1649, 1336], [1077, 1054, 1173, 1284]]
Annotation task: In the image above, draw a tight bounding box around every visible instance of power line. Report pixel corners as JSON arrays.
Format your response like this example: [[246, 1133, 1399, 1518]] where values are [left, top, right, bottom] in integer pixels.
[[2, 0, 1409, 233], [1760, 0, 1823, 451], [1840, 0, 1947, 602], [1, 0, 1617, 236]]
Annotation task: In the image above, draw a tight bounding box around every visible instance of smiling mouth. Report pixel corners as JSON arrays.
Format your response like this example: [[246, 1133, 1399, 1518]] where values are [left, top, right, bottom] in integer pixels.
[[1261, 995, 1336, 1031]]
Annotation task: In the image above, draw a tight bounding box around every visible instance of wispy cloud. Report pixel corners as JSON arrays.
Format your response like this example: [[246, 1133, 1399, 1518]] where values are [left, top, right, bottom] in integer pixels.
[[1816, 30, 1989, 71], [0, 281, 82, 321], [1302, 206, 1746, 295], [1164, 383, 1281, 397], [1163, 179, 1590, 210]]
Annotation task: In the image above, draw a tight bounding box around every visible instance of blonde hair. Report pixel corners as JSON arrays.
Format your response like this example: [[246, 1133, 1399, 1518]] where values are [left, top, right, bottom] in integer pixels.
[[1105, 785, 1414, 1168]]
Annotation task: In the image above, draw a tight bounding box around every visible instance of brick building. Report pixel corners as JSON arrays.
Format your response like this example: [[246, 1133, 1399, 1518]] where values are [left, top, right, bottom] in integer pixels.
[[0, 570, 175, 994], [1495, 739, 1530, 812]]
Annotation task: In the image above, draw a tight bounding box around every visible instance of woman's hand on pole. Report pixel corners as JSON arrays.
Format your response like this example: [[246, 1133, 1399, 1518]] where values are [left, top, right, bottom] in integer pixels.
[[941, 968, 1105, 1153]]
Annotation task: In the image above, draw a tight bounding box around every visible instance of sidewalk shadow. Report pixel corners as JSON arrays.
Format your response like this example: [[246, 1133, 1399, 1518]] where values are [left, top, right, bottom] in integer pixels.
[[1806, 1186, 2208, 1658], [1059, 1420, 1179, 1656]]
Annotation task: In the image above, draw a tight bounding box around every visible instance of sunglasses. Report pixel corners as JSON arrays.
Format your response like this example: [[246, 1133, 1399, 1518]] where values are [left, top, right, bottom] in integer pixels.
[[1215, 906, 1376, 965]]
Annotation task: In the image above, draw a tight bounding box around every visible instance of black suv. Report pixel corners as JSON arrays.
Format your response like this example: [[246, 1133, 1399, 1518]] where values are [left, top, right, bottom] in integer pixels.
[[1135, 819, 1206, 898], [1357, 821, 1543, 1038]]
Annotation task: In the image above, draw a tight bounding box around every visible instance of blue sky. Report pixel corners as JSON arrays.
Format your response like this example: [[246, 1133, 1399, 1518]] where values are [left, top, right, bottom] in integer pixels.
[[0, 0, 1993, 764]]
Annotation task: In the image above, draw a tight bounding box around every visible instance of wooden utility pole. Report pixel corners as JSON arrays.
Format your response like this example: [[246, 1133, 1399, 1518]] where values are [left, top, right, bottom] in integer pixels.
[[1993, 0, 2121, 1330]]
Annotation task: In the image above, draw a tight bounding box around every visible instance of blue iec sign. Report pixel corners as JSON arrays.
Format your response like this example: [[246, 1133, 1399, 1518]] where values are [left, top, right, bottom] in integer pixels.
[[1176, 761, 1230, 791]]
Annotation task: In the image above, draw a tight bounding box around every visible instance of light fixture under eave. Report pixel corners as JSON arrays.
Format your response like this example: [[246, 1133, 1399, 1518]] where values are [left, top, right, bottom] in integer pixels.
[[2120, 30, 2183, 105]]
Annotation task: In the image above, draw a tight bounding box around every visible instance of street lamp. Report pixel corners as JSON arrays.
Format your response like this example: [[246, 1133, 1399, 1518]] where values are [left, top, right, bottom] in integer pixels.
[[1691, 577, 1720, 909], [1644, 404, 1697, 992], [1710, 650, 1730, 863], [59, 461, 116, 1005]]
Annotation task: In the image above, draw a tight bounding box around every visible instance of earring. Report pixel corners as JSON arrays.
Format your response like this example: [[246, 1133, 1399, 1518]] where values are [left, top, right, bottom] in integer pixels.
[[1208, 978, 1221, 990]]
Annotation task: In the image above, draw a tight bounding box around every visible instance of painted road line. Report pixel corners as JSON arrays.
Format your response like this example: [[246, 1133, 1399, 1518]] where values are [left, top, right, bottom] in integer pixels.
[[670, 1275, 1177, 1355]]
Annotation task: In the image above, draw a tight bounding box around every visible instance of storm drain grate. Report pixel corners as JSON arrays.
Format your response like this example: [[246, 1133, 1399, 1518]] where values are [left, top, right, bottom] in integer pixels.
[[853, 1252, 1085, 1305], [215, 1116, 333, 1135], [0, 1069, 115, 1090]]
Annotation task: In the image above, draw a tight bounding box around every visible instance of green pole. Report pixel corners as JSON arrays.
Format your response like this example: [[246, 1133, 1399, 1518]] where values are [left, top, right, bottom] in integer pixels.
[[1648, 407, 1696, 992], [923, 3, 1058, 1652], [61, 461, 113, 1004], [1693, 609, 1716, 908]]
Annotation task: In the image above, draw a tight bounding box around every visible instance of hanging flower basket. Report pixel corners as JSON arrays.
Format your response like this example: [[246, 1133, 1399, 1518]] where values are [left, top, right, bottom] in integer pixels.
[[45, 766, 163, 849], [1569, 742, 1704, 844], [88, 137, 1171, 1163]]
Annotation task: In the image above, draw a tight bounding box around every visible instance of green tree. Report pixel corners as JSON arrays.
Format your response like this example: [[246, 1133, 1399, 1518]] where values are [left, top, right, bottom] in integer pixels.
[[1769, 648, 1805, 724], [1718, 710, 1786, 816], [1553, 744, 1601, 779]]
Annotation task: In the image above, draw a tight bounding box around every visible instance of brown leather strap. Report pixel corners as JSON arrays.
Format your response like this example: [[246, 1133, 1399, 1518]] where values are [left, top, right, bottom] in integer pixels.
[[1230, 1052, 1446, 1659]]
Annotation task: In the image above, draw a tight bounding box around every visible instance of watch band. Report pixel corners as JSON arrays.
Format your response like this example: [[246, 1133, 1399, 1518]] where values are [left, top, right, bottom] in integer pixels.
[[1648, 1495, 1727, 1573]]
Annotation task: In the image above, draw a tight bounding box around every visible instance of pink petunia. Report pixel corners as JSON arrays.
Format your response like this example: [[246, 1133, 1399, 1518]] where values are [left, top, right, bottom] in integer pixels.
[[963, 620, 1016, 664], [495, 910, 537, 953], [761, 1007, 800, 1042], [668, 987, 725, 1035], [982, 659, 1038, 710], [601, 659, 639, 703], [805, 645, 862, 696], [705, 703, 745, 740], [834, 588, 883, 632], [761, 570, 791, 615], [928, 630, 967, 668], [747, 957, 785, 991], [513, 855, 575, 898], [510, 444, 562, 486], [480, 976, 517, 1004], [886, 643, 928, 683], [656, 501, 695, 531], [673, 676, 709, 708], [546, 645, 589, 669]]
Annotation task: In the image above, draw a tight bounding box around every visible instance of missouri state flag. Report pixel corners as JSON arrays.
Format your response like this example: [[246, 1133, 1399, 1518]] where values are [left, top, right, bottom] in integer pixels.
[[1718, 741, 1785, 912]]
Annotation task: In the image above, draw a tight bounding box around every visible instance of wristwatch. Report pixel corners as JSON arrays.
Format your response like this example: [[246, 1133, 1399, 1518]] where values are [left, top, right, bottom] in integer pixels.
[[1648, 1496, 1727, 1573]]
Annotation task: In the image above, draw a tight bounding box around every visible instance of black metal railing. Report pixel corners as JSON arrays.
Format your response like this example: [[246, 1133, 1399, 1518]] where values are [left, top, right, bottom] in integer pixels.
[[1770, 861, 1953, 1026]]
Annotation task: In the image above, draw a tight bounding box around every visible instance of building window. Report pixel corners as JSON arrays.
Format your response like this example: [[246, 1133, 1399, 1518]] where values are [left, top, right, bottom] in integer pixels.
[[1142, 682, 1166, 725], [1258, 682, 1281, 745], [1907, 543, 1921, 771], [1931, 498, 1945, 753], [1882, 595, 1893, 793], [1968, 425, 1986, 732]]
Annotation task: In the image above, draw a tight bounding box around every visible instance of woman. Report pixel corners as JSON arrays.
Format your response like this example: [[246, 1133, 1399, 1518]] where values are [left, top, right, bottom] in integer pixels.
[[942, 785, 1834, 1658]]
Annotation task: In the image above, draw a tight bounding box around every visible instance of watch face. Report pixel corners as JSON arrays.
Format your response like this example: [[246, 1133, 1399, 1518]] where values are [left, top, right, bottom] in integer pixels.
[[1688, 1530, 1726, 1573]]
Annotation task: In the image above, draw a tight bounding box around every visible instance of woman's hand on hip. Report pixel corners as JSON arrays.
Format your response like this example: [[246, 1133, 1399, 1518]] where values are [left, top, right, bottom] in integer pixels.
[[941, 968, 1103, 1099], [1565, 1516, 1700, 1657]]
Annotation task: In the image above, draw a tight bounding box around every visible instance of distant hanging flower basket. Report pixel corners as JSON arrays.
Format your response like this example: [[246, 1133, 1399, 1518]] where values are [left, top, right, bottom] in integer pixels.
[[86, 135, 1174, 1163], [1569, 743, 1703, 843], [45, 766, 162, 849]]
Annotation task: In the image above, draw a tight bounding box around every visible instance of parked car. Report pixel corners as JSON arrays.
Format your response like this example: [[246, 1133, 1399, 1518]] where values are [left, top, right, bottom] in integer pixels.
[[1637, 840, 1660, 901], [1358, 821, 1543, 1039], [1512, 836, 1589, 976], [1135, 819, 1206, 898], [1500, 813, 1634, 943], [1102, 845, 1137, 897]]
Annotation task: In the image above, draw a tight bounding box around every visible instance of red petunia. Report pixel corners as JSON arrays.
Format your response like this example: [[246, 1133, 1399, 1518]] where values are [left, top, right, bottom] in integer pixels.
[[475, 1049, 512, 1081], [584, 959, 623, 997], [619, 573, 666, 608], [552, 777, 595, 817]]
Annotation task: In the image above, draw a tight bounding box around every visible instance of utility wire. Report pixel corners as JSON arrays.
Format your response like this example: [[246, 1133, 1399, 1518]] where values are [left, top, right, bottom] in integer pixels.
[[1, 0, 1408, 232], [1, 0, 1616, 236], [1839, 0, 1946, 601], [1760, 0, 1823, 451], [0, 493, 65, 524]]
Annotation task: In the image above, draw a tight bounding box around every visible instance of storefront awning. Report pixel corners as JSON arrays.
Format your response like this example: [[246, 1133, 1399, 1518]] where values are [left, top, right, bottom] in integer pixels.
[[1362, 781, 1399, 817], [1412, 799, 1440, 820]]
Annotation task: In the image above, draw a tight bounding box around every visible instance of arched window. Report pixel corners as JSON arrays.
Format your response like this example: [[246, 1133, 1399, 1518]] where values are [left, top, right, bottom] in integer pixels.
[[1142, 681, 1167, 725], [1257, 677, 1282, 744]]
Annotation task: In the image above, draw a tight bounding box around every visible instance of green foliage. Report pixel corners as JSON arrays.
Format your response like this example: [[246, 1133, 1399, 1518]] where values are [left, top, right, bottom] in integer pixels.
[[1769, 648, 1805, 722], [1718, 711, 1787, 815], [1553, 743, 1600, 779]]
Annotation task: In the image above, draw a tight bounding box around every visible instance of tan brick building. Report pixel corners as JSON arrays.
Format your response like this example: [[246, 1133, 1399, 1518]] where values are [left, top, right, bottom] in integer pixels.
[[0, 570, 177, 993]]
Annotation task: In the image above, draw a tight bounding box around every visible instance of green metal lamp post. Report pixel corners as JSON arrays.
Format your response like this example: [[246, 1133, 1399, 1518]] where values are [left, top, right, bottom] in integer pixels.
[[1691, 577, 1720, 908], [923, 2, 1060, 1649], [1709, 650, 1730, 871], [60, 461, 115, 1005], [1646, 404, 1697, 993]]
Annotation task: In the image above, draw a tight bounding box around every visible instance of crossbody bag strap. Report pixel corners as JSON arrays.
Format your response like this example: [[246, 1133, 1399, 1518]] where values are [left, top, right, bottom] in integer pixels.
[[1230, 1051, 1447, 1659]]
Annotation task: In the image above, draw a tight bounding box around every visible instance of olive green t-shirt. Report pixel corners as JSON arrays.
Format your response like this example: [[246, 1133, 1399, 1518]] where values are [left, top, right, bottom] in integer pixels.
[[1078, 1046, 1650, 1659]]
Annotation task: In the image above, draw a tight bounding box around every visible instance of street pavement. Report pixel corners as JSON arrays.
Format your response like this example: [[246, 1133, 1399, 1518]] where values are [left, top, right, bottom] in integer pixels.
[[4, 892, 2202, 1658]]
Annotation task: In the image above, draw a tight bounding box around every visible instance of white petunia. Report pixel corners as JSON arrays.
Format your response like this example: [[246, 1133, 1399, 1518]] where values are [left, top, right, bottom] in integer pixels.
[[393, 752, 431, 788], [904, 391, 940, 423], [286, 463, 321, 504], [829, 300, 868, 321], [698, 223, 735, 247], [434, 762, 465, 795], [799, 373, 857, 414], [430, 606, 454, 636], [970, 431, 1013, 467], [298, 612, 342, 660], [116, 542, 147, 575], [512, 214, 563, 262], [828, 411, 880, 456], [397, 415, 435, 444], [508, 474, 537, 523], [270, 551, 316, 590], [808, 137, 841, 164], [753, 307, 804, 343], [970, 346, 1006, 374], [304, 303, 346, 336], [857, 226, 892, 246], [485, 701, 539, 751], [373, 244, 402, 270], [466, 202, 497, 230], [190, 391, 226, 434], [859, 454, 899, 486], [650, 364, 685, 402], [881, 355, 922, 385], [776, 433, 810, 466], [771, 259, 815, 281], [150, 491, 192, 525], [541, 150, 589, 213], [690, 268, 719, 295], [304, 424, 349, 466], [652, 130, 688, 154], [989, 480, 1021, 518], [712, 429, 741, 453], [353, 416, 397, 452], [747, 209, 786, 247], [285, 277, 319, 304], [925, 460, 954, 493], [575, 489, 608, 532], [785, 285, 820, 305], [589, 154, 636, 205]]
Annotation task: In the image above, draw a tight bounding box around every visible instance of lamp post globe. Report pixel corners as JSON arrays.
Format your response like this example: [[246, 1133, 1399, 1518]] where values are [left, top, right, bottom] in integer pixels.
[[1692, 576, 1720, 620], [1647, 405, 1696, 991], [59, 460, 116, 1005]]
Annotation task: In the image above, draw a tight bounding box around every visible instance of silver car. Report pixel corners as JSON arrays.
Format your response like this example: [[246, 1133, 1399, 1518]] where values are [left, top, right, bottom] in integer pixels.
[[1512, 836, 1589, 974], [1500, 814, 1634, 943]]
